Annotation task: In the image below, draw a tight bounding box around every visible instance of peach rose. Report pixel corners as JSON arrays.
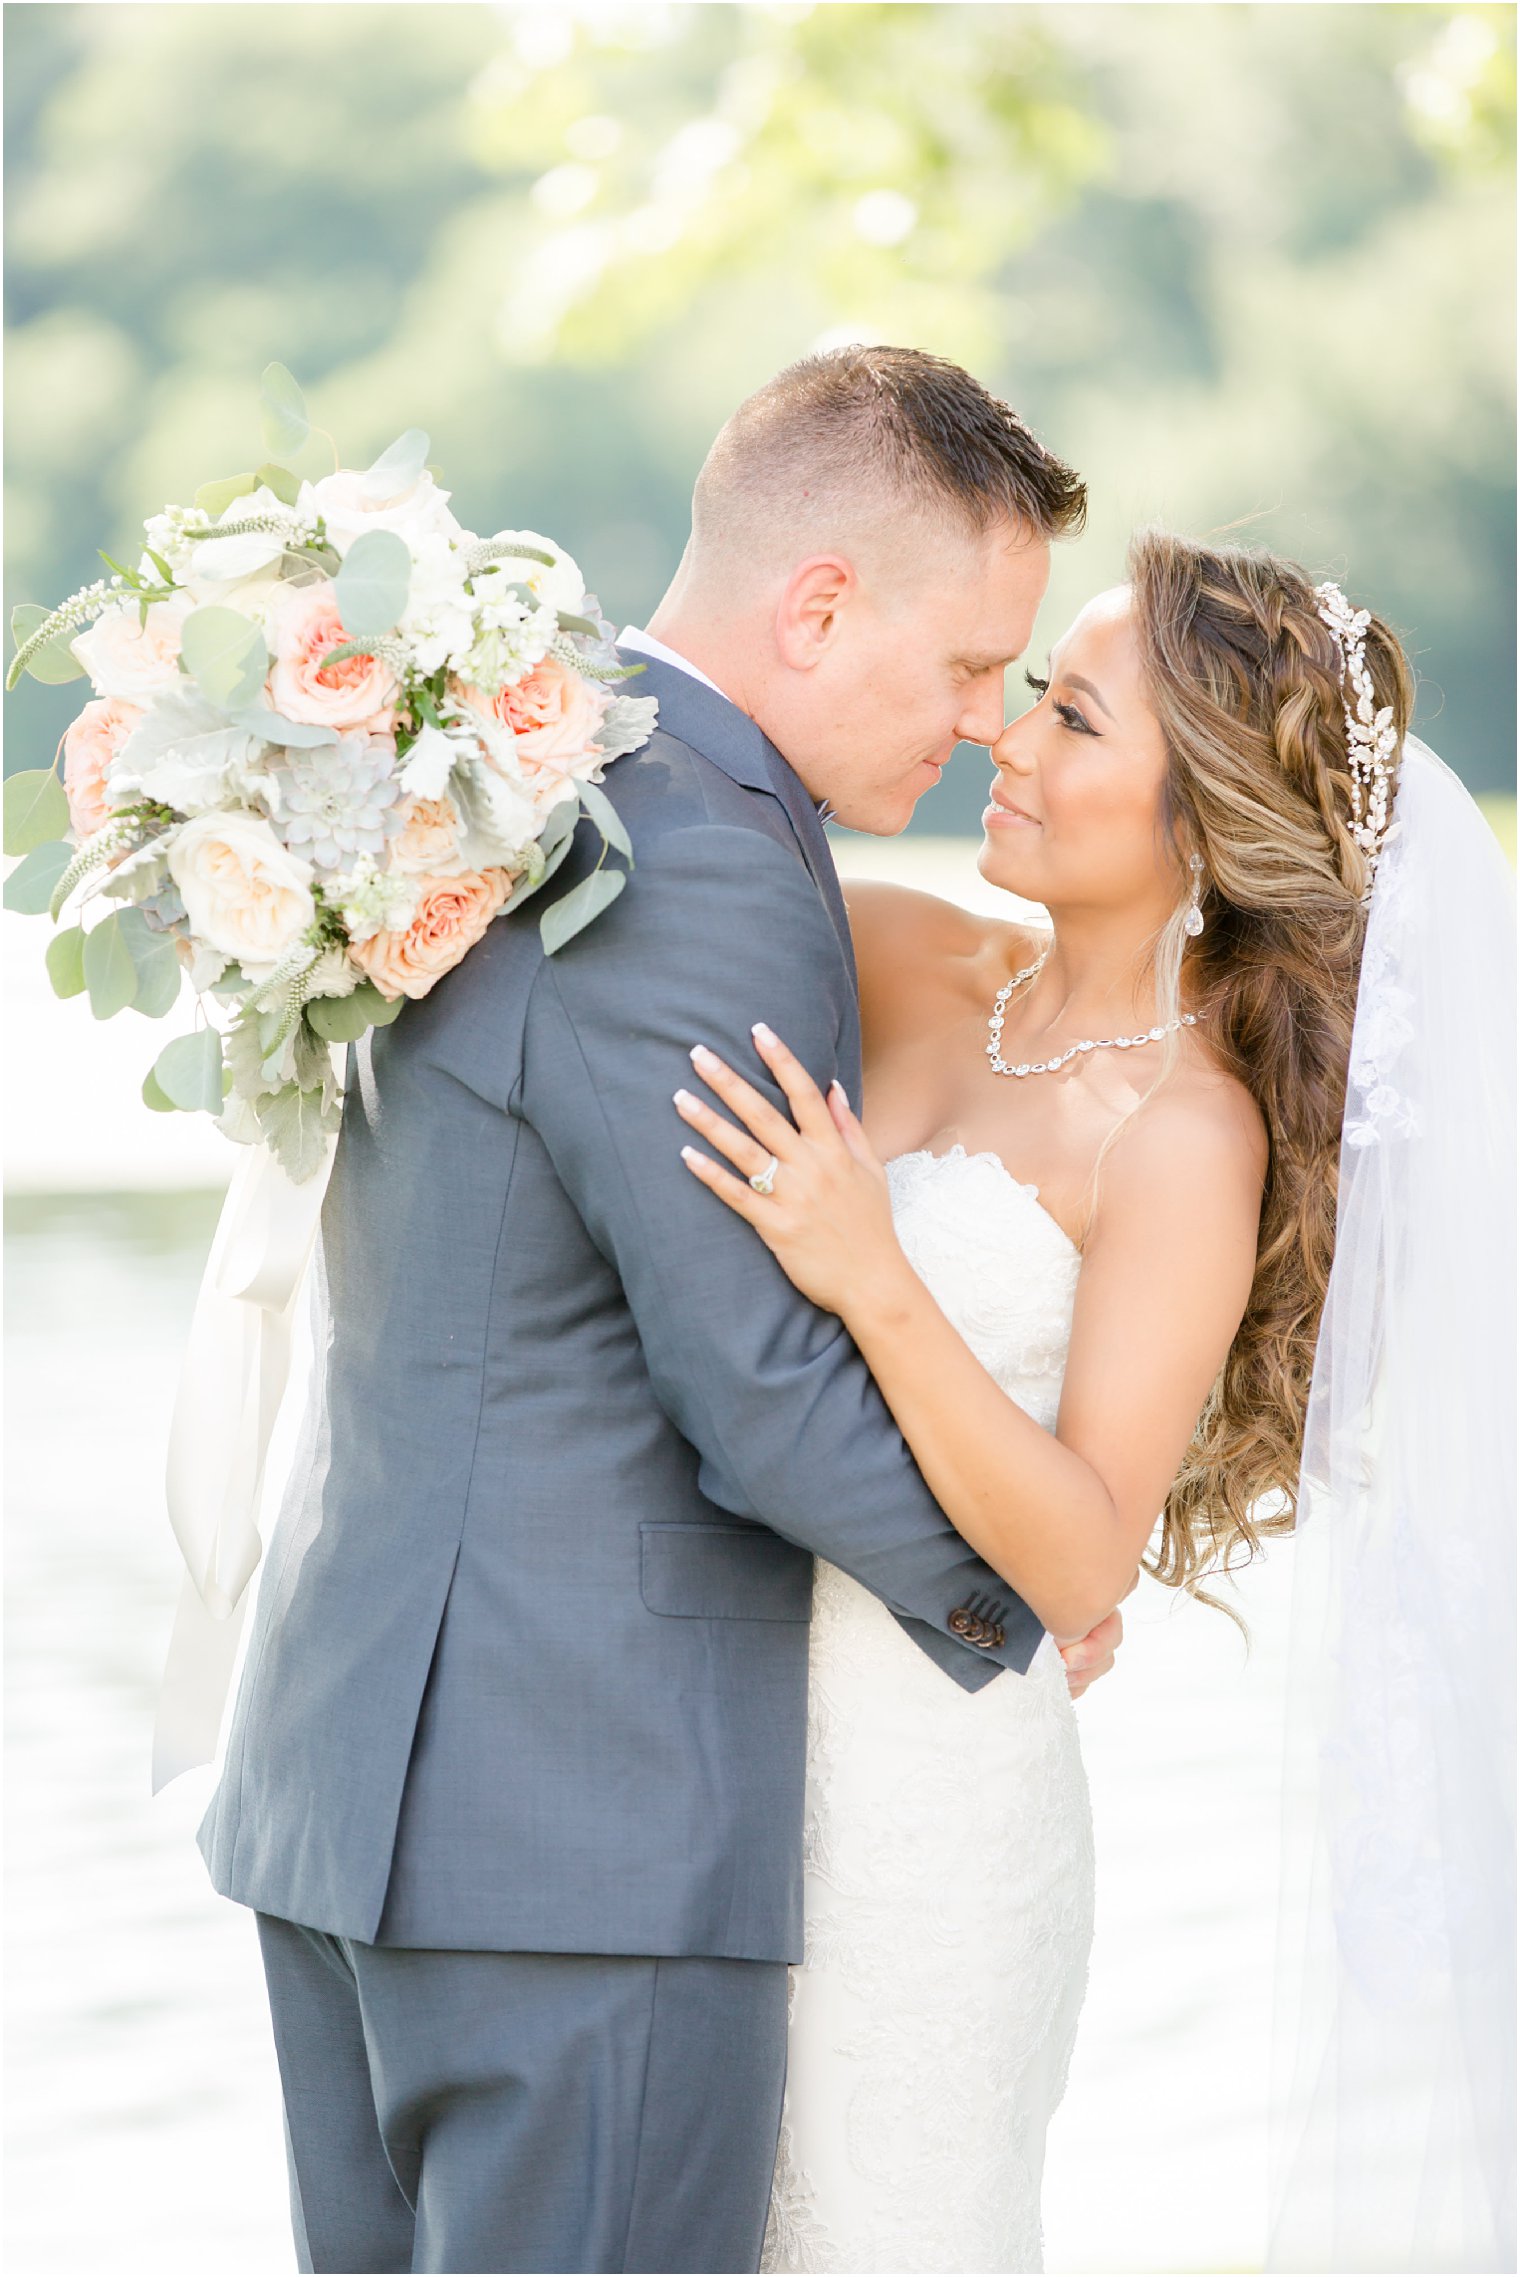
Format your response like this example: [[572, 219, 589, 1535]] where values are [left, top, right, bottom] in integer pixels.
[[349, 866, 513, 1001], [71, 596, 191, 700], [389, 793, 469, 877], [61, 696, 143, 837], [452, 655, 610, 812], [267, 580, 400, 735]]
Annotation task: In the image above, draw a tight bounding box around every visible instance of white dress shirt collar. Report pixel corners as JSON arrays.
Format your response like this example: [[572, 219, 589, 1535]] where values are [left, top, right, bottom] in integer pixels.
[[616, 624, 835, 825], [616, 626, 731, 703]]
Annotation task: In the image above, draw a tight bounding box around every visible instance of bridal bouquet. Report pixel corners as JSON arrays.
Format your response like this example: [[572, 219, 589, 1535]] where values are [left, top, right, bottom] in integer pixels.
[[3, 365, 656, 1180]]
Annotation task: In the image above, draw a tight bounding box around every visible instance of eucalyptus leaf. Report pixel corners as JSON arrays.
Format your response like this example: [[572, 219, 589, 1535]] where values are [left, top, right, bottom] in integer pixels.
[[360, 428, 430, 499], [555, 611, 599, 637], [4, 769, 70, 857], [179, 607, 269, 711], [141, 1066, 180, 1113], [193, 472, 258, 519], [540, 865, 627, 956], [153, 1026, 225, 1113], [260, 362, 310, 458], [576, 777, 632, 863], [9, 603, 86, 686], [83, 911, 140, 1019], [306, 980, 395, 1044], [254, 460, 303, 507], [4, 839, 75, 915], [334, 529, 411, 641], [45, 925, 87, 999], [115, 906, 182, 1019]]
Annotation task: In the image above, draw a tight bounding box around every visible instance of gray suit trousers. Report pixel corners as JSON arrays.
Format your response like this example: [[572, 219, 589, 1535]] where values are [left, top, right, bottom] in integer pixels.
[[255, 1913, 788, 2274]]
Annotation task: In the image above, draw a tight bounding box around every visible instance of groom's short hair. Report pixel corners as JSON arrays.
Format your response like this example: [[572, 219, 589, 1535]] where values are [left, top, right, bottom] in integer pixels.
[[692, 344, 1086, 575]]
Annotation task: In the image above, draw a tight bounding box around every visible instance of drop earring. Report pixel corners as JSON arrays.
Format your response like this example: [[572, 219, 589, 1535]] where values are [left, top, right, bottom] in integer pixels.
[[1184, 853, 1206, 938]]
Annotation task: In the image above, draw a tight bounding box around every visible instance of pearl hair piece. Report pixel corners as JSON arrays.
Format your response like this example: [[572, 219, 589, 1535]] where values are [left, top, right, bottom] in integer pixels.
[[1314, 580, 1399, 902]]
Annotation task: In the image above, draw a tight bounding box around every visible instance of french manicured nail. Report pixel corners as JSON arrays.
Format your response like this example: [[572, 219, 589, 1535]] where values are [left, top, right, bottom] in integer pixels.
[[673, 1088, 698, 1110], [690, 1044, 718, 1071], [829, 1079, 847, 1102], [680, 1146, 702, 1166], [752, 1022, 777, 1046]]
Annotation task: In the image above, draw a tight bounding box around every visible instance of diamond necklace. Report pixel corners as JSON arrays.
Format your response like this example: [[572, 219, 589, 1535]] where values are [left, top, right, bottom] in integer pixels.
[[985, 951, 1200, 1079]]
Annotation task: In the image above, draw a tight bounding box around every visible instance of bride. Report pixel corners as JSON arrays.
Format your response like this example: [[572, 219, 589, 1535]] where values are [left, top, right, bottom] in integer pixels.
[[673, 530, 1515, 2273]]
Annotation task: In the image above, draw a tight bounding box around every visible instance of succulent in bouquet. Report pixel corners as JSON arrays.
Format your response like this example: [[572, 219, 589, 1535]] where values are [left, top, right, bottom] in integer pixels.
[[4, 364, 657, 1180]]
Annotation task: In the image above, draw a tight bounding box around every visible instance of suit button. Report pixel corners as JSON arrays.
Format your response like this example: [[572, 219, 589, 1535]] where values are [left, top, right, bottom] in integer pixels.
[[950, 1602, 1005, 1649], [949, 1606, 975, 1638]]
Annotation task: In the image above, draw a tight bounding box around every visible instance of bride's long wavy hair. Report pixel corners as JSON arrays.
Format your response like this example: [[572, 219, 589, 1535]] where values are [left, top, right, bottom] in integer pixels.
[[1125, 529, 1415, 1611]]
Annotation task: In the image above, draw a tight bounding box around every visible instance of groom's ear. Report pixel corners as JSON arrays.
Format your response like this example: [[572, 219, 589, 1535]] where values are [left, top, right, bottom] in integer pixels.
[[775, 554, 857, 669]]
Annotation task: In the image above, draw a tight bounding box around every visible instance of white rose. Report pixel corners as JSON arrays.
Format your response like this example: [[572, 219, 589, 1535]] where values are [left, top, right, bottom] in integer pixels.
[[167, 811, 316, 978], [71, 595, 192, 700], [476, 528, 586, 616], [310, 466, 463, 554]]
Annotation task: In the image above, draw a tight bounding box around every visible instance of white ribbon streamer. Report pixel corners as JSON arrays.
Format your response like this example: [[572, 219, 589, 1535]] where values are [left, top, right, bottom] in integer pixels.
[[152, 1134, 336, 1793]]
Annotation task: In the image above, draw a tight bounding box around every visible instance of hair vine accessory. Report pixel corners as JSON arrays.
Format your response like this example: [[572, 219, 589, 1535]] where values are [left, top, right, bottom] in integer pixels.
[[1184, 852, 1206, 938], [1313, 580, 1399, 900]]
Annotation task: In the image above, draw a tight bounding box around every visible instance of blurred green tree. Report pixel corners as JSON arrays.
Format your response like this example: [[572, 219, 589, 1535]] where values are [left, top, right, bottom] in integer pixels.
[[5, 1, 1513, 823]]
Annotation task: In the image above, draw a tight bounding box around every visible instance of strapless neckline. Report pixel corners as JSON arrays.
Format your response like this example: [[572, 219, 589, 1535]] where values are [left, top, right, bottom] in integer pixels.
[[885, 1143, 1081, 1260]]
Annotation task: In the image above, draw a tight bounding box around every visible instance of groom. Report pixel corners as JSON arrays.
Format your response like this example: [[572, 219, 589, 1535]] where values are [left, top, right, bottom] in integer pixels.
[[199, 345, 1123, 2274]]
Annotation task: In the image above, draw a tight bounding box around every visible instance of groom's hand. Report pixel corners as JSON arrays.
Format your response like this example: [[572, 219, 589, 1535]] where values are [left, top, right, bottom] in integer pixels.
[[1058, 1568, 1138, 1697]]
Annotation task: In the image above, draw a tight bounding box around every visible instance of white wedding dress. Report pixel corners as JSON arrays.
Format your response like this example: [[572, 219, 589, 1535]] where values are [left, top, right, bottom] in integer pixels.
[[762, 1145, 1097, 2275]]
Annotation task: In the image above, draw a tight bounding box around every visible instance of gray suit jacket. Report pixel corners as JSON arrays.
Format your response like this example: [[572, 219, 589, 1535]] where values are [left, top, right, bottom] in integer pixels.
[[198, 655, 1044, 1962]]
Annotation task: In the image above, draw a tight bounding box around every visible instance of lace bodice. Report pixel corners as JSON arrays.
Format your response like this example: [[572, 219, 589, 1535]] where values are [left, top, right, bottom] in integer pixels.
[[762, 1144, 1096, 2274]]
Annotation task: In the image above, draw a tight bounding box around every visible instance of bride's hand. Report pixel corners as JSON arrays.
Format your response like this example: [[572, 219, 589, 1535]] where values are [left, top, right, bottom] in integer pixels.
[[675, 1023, 907, 1319]]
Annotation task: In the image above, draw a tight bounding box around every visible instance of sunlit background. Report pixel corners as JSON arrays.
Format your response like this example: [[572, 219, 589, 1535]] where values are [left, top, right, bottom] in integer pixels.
[[5, 6, 1515, 2273]]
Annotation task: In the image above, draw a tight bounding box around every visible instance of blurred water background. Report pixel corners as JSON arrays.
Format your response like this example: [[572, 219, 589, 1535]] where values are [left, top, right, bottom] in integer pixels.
[[5, 6, 1514, 2274]]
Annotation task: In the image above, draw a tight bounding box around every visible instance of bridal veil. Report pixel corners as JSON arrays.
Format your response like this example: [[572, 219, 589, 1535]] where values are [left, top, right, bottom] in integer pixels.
[[1267, 736, 1517, 2272]]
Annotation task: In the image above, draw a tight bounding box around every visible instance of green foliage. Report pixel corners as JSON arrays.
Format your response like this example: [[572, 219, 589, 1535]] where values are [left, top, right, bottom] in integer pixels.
[[9, 601, 86, 687], [82, 908, 138, 1018], [152, 1026, 225, 1112], [333, 528, 411, 639], [193, 472, 258, 518], [576, 776, 631, 862], [179, 606, 270, 710], [4, 766, 69, 854], [540, 863, 625, 954], [251, 1081, 335, 1182], [3, 838, 74, 913], [140, 1065, 179, 1113], [114, 905, 182, 1018], [305, 980, 401, 1042], [253, 460, 304, 507], [44, 923, 86, 998], [260, 361, 310, 458]]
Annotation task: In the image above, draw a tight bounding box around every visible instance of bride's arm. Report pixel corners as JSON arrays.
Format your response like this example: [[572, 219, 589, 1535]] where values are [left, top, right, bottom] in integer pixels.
[[675, 1026, 1264, 1642]]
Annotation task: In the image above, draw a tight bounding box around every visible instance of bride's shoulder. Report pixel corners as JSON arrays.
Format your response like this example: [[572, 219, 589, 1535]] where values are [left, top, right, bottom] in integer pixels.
[[844, 879, 1043, 1034], [1095, 1053, 1268, 1247]]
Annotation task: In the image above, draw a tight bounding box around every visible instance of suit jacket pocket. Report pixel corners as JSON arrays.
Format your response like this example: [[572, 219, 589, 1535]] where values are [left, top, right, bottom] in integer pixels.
[[639, 1521, 814, 1622]]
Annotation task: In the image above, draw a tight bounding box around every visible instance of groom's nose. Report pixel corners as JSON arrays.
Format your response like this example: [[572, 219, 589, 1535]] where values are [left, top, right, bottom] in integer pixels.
[[991, 713, 1036, 774], [953, 675, 1011, 751]]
